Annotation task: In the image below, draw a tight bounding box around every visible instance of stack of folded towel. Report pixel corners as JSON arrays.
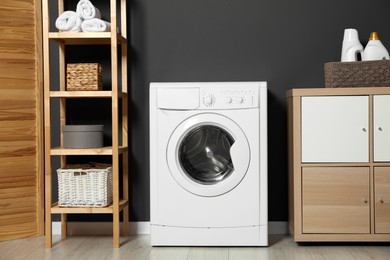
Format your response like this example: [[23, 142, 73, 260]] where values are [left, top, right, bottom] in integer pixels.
[[55, 0, 111, 32]]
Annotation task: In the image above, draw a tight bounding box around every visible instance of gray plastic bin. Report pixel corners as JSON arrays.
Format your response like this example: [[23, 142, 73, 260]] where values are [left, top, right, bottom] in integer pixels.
[[63, 125, 104, 148]]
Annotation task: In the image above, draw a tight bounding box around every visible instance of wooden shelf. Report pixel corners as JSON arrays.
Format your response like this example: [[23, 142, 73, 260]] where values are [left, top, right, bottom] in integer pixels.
[[43, 0, 129, 248], [49, 32, 127, 45], [50, 91, 128, 98], [50, 146, 128, 156], [51, 200, 128, 214]]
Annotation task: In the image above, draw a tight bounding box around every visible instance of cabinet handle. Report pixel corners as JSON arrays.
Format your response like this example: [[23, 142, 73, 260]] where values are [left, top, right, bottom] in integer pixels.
[[362, 198, 368, 203], [379, 198, 384, 203], [362, 128, 367, 132], [378, 127, 383, 131]]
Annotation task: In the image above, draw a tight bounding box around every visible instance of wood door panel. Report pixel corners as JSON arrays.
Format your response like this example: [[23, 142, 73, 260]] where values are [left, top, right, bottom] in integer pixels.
[[0, 156, 37, 173], [303, 167, 370, 234], [0, 0, 43, 241], [374, 167, 390, 233], [0, 223, 38, 241]]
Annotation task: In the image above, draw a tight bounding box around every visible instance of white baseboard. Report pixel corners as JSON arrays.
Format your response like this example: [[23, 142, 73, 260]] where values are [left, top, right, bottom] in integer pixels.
[[52, 221, 288, 235]]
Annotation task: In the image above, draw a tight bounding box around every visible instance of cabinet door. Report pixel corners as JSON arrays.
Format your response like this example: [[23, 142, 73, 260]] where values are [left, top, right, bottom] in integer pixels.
[[374, 95, 390, 162], [301, 96, 369, 162], [374, 167, 390, 233], [302, 167, 370, 234]]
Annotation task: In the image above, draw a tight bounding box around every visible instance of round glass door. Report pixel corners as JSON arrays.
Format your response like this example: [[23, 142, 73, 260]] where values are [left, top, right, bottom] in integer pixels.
[[167, 113, 250, 197], [179, 125, 234, 185]]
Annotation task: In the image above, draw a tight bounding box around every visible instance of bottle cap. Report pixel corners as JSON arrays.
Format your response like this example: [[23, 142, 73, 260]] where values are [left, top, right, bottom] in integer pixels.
[[369, 32, 380, 41]]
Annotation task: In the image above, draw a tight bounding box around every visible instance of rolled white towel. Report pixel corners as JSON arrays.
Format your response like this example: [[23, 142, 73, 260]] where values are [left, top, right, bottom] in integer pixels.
[[76, 0, 101, 20], [55, 11, 82, 32], [81, 18, 111, 32]]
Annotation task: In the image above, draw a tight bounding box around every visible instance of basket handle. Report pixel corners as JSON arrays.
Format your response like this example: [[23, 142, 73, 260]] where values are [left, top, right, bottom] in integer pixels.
[[74, 171, 87, 176]]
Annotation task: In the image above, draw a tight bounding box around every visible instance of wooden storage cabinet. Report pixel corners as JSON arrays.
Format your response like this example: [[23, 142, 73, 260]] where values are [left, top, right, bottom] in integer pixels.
[[42, 0, 129, 248], [288, 88, 390, 242]]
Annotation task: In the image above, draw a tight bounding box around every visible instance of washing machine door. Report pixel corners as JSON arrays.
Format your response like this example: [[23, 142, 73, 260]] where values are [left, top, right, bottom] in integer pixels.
[[167, 113, 250, 197]]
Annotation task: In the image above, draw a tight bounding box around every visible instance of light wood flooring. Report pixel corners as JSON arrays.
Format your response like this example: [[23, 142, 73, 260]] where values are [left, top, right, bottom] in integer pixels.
[[0, 235, 389, 260]]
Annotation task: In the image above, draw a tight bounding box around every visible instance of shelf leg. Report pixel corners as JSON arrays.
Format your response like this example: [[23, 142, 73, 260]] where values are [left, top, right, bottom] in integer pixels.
[[123, 206, 129, 237], [122, 206, 129, 237], [44, 154, 52, 248], [45, 214, 52, 248], [123, 152, 129, 237], [61, 213, 67, 239], [113, 211, 120, 248]]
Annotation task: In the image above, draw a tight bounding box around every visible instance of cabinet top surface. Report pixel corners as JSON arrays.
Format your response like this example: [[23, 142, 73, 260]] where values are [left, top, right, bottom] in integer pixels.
[[287, 87, 390, 97]]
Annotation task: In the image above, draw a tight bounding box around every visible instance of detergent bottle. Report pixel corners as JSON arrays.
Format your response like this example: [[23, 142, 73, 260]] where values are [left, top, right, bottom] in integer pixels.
[[362, 32, 390, 61], [341, 28, 364, 62]]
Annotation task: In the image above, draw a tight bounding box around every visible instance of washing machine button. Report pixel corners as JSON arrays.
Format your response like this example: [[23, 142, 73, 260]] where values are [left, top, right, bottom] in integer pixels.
[[203, 95, 215, 106]]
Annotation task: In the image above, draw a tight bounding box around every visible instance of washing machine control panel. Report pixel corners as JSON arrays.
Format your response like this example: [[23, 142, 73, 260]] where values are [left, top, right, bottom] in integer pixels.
[[200, 86, 259, 109]]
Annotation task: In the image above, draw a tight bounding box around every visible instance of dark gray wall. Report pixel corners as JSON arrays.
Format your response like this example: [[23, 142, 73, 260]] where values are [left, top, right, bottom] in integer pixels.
[[50, 0, 390, 222], [129, 0, 390, 222]]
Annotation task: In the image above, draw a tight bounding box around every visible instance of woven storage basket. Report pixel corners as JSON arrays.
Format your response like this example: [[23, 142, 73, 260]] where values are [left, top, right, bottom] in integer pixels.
[[57, 163, 112, 207], [324, 60, 390, 88], [66, 63, 103, 91]]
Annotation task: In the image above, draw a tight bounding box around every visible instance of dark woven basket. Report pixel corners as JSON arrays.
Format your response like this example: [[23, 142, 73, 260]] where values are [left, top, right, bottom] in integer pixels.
[[324, 60, 390, 88]]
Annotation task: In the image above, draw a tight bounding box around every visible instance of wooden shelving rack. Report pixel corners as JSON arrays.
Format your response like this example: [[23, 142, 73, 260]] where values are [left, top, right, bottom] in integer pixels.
[[42, 0, 129, 248]]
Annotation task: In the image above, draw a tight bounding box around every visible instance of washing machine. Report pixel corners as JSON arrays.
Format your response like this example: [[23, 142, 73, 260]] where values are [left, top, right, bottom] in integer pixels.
[[149, 82, 267, 246]]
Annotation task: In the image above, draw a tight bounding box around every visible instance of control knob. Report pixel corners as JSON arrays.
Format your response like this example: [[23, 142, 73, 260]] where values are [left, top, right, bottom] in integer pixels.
[[203, 95, 215, 106]]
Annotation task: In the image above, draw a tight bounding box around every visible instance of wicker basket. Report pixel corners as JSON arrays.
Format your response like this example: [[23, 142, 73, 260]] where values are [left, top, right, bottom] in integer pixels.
[[66, 63, 103, 91], [324, 60, 390, 88], [57, 163, 112, 207]]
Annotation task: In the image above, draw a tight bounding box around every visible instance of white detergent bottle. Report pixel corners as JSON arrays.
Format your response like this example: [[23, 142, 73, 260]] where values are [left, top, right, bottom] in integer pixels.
[[341, 28, 364, 62], [362, 32, 390, 61]]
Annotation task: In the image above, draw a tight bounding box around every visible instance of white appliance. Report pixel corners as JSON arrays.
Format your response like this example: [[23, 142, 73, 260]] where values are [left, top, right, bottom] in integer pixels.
[[149, 82, 268, 246]]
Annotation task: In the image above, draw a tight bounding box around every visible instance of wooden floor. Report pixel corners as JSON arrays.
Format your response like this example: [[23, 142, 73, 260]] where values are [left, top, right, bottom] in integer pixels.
[[0, 235, 389, 260]]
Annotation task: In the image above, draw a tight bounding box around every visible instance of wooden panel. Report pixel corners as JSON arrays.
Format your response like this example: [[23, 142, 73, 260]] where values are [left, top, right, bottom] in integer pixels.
[[287, 96, 302, 237], [287, 87, 390, 97], [50, 146, 128, 155], [48, 32, 127, 45], [50, 200, 128, 214], [50, 91, 113, 98], [0, 0, 43, 241], [302, 167, 370, 234], [374, 167, 390, 233]]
